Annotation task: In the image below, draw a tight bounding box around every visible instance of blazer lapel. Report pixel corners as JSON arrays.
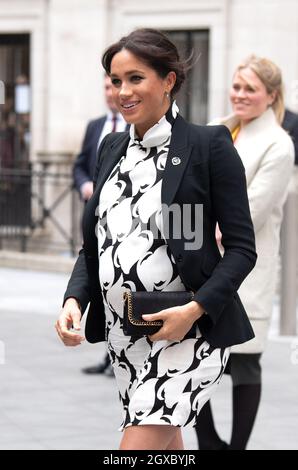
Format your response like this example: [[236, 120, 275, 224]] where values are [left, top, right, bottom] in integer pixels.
[[84, 133, 130, 255], [93, 132, 130, 199], [85, 117, 192, 255], [162, 114, 192, 207], [93, 117, 191, 208]]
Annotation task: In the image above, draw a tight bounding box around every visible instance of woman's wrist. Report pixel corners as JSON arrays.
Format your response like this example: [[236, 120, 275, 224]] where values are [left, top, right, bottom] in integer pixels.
[[187, 300, 205, 322], [65, 297, 81, 311]]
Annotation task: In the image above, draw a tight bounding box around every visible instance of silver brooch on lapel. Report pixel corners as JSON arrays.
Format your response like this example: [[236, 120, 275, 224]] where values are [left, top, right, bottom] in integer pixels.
[[172, 157, 181, 165]]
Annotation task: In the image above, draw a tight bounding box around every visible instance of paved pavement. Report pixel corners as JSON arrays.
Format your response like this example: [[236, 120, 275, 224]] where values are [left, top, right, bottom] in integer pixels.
[[0, 267, 297, 450]]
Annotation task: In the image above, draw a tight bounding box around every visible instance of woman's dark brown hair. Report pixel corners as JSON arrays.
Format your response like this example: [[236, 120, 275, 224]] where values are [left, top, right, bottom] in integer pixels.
[[102, 28, 187, 96]]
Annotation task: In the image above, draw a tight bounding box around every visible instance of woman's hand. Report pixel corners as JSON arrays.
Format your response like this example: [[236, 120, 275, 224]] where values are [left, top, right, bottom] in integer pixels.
[[55, 298, 85, 347], [143, 300, 204, 342]]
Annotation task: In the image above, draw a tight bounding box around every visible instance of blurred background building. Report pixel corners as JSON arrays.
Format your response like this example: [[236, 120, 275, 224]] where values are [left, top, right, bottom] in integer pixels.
[[0, 0, 297, 268], [0, 3, 297, 450]]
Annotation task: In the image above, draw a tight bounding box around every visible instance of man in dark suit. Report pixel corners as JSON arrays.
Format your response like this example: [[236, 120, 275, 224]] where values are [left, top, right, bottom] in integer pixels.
[[73, 75, 128, 375], [73, 75, 128, 201], [282, 108, 298, 165]]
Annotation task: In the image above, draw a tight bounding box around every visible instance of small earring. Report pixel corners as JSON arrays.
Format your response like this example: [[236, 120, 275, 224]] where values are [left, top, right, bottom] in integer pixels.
[[165, 92, 170, 99]]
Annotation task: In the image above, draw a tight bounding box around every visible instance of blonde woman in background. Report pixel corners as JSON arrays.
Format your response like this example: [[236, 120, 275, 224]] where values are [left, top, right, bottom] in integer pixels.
[[195, 55, 294, 450]]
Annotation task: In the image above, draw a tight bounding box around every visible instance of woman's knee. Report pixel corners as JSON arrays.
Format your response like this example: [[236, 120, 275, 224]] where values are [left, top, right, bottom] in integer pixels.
[[120, 424, 179, 450]]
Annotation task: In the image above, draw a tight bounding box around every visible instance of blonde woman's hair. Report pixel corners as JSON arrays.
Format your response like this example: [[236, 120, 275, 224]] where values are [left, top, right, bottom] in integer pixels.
[[236, 55, 285, 124]]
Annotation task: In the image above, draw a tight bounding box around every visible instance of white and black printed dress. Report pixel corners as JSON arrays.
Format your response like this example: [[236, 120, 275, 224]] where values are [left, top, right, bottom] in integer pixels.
[[98, 102, 229, 430]]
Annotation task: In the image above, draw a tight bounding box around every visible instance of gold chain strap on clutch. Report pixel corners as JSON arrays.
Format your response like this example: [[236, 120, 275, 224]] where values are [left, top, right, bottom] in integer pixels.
[[123, 291, 163, 326]]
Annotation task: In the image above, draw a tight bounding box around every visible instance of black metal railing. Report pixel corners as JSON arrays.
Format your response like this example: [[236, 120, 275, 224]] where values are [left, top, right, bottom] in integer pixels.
[[0, 166, 82, 255]]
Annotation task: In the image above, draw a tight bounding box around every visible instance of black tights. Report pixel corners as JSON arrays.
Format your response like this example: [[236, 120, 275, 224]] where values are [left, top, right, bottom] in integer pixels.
[[195, 383, 261, 450]]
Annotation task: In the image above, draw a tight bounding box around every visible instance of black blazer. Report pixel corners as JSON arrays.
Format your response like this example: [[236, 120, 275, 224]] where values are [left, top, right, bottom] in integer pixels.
[[73, 116, 106, 192], [64, 114, 257, 348]]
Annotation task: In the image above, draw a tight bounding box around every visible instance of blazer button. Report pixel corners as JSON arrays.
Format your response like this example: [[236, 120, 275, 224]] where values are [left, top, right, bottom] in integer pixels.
[[177, 254, 183, 262]]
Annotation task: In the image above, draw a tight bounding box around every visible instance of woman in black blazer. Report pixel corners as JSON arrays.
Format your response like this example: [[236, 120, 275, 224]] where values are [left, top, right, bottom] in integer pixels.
[[55, 29, 257, 450]]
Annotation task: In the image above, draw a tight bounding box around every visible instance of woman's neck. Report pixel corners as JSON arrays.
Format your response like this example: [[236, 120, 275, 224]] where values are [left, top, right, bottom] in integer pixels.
[[239, 118, 254, 129], [135, 102, 171, 140]]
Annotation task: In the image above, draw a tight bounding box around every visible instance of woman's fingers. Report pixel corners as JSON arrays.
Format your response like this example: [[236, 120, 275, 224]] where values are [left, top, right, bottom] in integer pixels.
[[142, 309, 166, 322], [143, 309, 175, 342], [142, 311, 165, 342], [55, 308, 85, 346], [144, 306, 193, 342], [56, 326, 85, 346]]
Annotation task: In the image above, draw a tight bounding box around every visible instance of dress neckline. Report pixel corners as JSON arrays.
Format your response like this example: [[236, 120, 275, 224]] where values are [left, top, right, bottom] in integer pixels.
[[129, 100, 179, 149]]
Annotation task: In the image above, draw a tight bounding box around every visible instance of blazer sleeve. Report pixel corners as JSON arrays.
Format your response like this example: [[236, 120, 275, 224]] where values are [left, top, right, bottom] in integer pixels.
[[92, 134, 111, 187], [63, 135, 111, 312], [283, 110, 298, 165], [289, 117, 298, 165], [247, 138, 294, 233], [73, 121, 95, 192], [193, 125, 257, 325], [63, 247, 91, 312]]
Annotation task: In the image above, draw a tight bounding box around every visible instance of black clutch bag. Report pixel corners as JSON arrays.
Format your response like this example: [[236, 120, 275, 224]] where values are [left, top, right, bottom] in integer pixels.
[[123, 290, 194, 337]]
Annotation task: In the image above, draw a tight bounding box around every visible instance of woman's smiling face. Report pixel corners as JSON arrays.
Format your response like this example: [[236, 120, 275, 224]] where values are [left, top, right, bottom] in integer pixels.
[[230, 67, 275, 125], [110, 49, 175, 138]]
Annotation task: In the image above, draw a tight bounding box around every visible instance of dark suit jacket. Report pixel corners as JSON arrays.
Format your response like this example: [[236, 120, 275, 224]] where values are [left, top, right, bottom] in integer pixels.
[[64, 114, 257, 348], [282, 109, 298, 165], [73, 116, 106, 192]]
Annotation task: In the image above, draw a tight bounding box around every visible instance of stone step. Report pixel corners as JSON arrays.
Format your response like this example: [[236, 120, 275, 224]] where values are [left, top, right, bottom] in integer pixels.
[[0, 250, 75, 274]]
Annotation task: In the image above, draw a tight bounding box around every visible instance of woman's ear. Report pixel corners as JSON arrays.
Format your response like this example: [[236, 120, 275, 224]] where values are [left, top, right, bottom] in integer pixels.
[[166, 71, 177, 94], [268, 89, 277, 106]]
